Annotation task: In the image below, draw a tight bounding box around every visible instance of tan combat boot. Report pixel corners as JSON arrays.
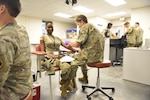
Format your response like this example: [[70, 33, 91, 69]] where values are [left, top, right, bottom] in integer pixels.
[[60, 80, 70, 98], [79, 68, 88, 84], [60, 80, 73, 92], [60, 84, 67, 98], [60, 85, 73, 92], [78, 76, 88, 84]]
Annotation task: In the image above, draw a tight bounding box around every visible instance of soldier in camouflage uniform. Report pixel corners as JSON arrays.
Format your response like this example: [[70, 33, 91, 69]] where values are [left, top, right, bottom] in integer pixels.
[[40, 21, 78, 97], [62, 14, 104, 98], [71, 14, 104, 83], [101, 23, 115, 38], [42, 15, 104, 98], [40, 21, 77, 75], [124, 22, 138, 47], [134, 22, 144, 47], [0, 0, 33, 100]]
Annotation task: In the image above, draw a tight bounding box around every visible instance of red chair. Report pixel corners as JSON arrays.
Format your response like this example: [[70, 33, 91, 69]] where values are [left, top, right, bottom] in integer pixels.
[[35, 44, 42, 51], [82, 60, 115, 100], [31, 44, 60, 80]]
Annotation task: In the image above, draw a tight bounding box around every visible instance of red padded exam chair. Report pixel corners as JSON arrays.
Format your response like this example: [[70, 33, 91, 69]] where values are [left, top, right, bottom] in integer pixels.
[[31, 44, 46, 79]]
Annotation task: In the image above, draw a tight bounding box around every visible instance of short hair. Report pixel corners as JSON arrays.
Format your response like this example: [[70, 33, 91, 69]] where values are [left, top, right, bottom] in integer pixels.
[[75, 14, 88, 23], [135, 22, 139, 25], [45, 21, 53, 26], [108, 23, 112, 26], [124, 22, 130, 25], [107, 23, 113, 28], [0, 0, 21, 17]]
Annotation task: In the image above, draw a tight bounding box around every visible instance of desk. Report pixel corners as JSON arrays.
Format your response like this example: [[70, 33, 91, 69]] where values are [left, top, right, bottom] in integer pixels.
[[123, 47, 150, 85]]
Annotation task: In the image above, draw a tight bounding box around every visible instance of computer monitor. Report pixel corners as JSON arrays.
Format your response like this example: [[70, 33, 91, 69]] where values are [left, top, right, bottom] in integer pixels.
[[145, 39, 150, 48]]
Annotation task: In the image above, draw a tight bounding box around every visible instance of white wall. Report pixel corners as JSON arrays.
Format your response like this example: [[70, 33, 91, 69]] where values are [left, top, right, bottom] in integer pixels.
[[16, 15, 42, 44], [88, 16, 109, 32], [131, 6, 150, 45], [52, 21, 76, 39]]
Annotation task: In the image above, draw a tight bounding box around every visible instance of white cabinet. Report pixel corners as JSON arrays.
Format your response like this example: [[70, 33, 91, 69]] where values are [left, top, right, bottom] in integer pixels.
[[104, 38, 110, 60], [123, 47, 150, 85]]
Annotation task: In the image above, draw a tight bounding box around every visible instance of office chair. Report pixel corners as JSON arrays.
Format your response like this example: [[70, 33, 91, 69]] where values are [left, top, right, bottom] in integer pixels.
[[82, 60, 115, 100]]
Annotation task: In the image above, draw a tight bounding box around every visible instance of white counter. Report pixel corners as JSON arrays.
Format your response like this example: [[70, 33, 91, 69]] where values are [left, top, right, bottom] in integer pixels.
[[123, 47, 150, 85]]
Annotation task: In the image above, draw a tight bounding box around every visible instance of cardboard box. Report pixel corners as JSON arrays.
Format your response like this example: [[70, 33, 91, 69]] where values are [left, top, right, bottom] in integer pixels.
[[32, 82, 41, 100]]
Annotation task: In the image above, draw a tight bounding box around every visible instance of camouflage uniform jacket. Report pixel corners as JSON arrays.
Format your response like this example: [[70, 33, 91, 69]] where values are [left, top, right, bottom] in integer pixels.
[[0, 22, 32, 100], [136, 27, 144, 44], [77, 23, 104, 64], [43, 34, 62, 54], [124, 26, 138, 45], [101, 28, 114, 38]]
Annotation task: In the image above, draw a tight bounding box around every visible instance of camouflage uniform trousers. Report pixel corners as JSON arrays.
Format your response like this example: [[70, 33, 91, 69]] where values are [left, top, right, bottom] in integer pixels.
[[41, 52, 88, 98], [41, 52, 88, 82], [41, 55, 77, 80], [79, 64, 87, 77]]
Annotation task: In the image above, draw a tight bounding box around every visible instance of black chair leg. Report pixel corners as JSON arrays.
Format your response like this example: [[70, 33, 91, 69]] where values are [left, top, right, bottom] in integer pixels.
[[82, 85, 95, 91], [87, 88, 113, 98], [102, 87, 115, 92], [82, 86, 114, 100]]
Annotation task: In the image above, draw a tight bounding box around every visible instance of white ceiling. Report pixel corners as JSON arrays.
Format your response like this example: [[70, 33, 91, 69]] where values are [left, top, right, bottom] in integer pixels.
[[20, 0, 150, 24]]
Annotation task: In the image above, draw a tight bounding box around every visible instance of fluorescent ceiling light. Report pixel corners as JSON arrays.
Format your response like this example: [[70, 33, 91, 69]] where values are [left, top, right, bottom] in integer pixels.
[[106, 11, 126, 17], [72, 6, 93, 13], [105, 0, 126, 6], [54, 12, 71, 18]]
